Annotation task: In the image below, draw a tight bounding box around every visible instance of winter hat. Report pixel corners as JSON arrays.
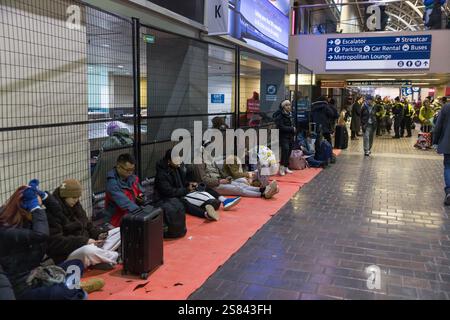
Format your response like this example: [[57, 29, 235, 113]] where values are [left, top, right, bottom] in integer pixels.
[[59, 179, 82, 198]]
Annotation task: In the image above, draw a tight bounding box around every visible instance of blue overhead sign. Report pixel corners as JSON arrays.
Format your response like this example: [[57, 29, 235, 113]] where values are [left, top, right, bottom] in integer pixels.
[[325, 35, 431, 70]]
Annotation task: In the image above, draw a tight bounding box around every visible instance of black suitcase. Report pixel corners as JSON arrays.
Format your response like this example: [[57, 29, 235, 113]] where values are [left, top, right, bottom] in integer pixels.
[[121, 205, 164, 279], [334, 125, 348, 149]]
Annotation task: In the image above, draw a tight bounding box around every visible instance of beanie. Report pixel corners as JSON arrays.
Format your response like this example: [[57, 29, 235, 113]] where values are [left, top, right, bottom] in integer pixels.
[[59, 179, 82, 198]]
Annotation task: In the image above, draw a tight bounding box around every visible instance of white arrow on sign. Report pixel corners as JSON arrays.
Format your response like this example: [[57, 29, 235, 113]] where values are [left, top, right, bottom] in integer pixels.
[[328, 55, 333, 60], [328, 48, 333, 52], [328, 40, 334, 45]]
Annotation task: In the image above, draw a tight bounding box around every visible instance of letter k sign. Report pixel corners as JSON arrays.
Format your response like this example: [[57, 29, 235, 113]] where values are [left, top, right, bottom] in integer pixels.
[[215, 5, 222, 18]]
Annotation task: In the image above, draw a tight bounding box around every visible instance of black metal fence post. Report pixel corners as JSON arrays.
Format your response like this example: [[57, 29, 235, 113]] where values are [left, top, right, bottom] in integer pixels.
[[235, 45, 240, 129], [295, 59, 299, 130], [132, 17, 142, 179]]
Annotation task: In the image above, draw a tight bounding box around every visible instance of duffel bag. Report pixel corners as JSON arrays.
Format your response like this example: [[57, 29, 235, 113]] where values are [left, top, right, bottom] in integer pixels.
[[289, 150, 308, 170]]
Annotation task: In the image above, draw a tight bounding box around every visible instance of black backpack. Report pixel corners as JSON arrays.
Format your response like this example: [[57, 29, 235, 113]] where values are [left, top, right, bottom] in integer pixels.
[[156, 197, 187, 239]]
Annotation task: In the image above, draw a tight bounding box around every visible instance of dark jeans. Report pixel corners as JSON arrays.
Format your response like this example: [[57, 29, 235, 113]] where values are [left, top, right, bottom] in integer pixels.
[[280, 139, 293, 167], [17, 259, 85, 300], [444, 154, 450, 194], [401, 117, 412, 137], [376, 117, 383, 135], [323, 133, 332, 148], [394, 117, 402, 138]]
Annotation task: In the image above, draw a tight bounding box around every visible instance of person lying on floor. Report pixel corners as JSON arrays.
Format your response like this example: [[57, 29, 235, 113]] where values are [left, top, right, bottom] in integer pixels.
[[155, 149, 224, 221], [0, 180, 103, 300], [45, 179, 120, 270], [105, 153, 146, 227], [192, 141, 279, 199]]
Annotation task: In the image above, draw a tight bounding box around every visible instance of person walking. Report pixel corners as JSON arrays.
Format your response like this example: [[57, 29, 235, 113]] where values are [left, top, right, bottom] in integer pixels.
[[432, 102, 450, 205], [361, 95, 377, 157]]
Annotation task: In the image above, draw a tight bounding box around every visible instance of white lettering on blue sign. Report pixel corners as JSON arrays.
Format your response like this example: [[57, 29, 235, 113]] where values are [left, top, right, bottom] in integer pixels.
[[325, 35, 431, 70]]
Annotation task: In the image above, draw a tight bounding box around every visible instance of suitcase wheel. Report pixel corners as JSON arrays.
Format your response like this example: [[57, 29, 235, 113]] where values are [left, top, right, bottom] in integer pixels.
[[140, 272, 149, 280]]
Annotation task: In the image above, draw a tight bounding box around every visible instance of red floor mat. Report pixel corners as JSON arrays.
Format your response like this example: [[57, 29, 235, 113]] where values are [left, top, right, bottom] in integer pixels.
[[85, 166, 328, 300]]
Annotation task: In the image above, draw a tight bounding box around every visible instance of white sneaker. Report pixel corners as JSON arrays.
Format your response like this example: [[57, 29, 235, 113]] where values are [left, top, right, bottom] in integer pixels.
[[263, 182, 277, 199], [285, 167, 293, 174], [279, 166, 286, 176], [205, 204, 220, 221]]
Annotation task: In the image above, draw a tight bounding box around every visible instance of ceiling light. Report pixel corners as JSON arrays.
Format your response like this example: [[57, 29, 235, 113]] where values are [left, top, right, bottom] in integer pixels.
[[412, 83, 430, 85], [117, 65, 124, 69], [412, 79, 441, 81], [102, 44, 110, 47]]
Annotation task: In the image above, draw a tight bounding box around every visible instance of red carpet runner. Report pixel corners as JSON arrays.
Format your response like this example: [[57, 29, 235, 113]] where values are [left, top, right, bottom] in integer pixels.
[[86, 150, 341, 300]]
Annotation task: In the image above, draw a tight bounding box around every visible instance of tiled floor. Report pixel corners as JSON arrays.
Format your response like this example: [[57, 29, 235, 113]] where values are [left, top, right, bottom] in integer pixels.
[[189, 131, 450, 300]]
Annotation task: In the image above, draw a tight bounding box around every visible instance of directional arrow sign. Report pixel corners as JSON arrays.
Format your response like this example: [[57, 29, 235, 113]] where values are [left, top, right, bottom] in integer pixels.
[[325, 35, 431, 70]]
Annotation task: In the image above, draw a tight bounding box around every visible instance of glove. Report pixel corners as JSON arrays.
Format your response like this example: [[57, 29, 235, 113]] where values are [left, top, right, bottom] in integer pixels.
[[28, 179, 48, 201], [21, 187, 41, 212]]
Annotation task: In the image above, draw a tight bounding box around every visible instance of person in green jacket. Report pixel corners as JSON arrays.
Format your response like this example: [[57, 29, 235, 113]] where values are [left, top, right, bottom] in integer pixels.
[[419, 98, 435, 133], [400, 99, 415, 137], [392, 97, 404, 139]]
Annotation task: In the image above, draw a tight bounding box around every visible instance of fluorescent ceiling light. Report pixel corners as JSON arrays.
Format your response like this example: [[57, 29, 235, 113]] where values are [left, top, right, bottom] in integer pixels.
[[102, 44, 110, 47], [412, 83, 430, 85], [117, 65, 124, 68], [412, 79, 441, 81]]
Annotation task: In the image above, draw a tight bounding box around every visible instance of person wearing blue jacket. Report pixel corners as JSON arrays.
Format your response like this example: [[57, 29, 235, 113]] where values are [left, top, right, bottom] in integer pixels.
[[105, 153, 145, 227]]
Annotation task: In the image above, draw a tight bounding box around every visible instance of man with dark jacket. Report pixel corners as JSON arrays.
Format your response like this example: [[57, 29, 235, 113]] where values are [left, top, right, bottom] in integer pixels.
[[105, 154, 144, 227], [392, 96, 404, 139], [374, 95, 385, 136], [361, 95, 378, 156], [311, 96, 339, 146], [273, 100, 296, 176], [154, 149, 220, 221], [432, 102, 450, 205], [350, 96, 363, 140]]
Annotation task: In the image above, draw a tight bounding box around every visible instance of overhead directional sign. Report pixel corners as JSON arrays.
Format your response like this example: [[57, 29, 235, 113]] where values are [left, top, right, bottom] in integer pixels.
[[347, 80, 412, 87], [401, 87, 413, 96], [325, 35, 432, 70]]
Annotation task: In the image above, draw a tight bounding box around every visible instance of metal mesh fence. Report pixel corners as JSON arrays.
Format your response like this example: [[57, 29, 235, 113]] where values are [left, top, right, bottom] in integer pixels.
[[0, 0, 312, 214]]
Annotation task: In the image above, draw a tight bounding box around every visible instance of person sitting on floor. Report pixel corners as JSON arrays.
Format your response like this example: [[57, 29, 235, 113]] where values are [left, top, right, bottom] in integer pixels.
[[154, 149, 224, 221], [192, 141, 279, 199], [105, 153, 145, 227], [45, 179, 120, 270], [0, 180, 104, 300]]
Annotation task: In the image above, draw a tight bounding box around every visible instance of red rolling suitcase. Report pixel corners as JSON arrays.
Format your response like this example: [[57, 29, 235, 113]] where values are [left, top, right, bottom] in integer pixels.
[[121, 205, 164, 279]]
